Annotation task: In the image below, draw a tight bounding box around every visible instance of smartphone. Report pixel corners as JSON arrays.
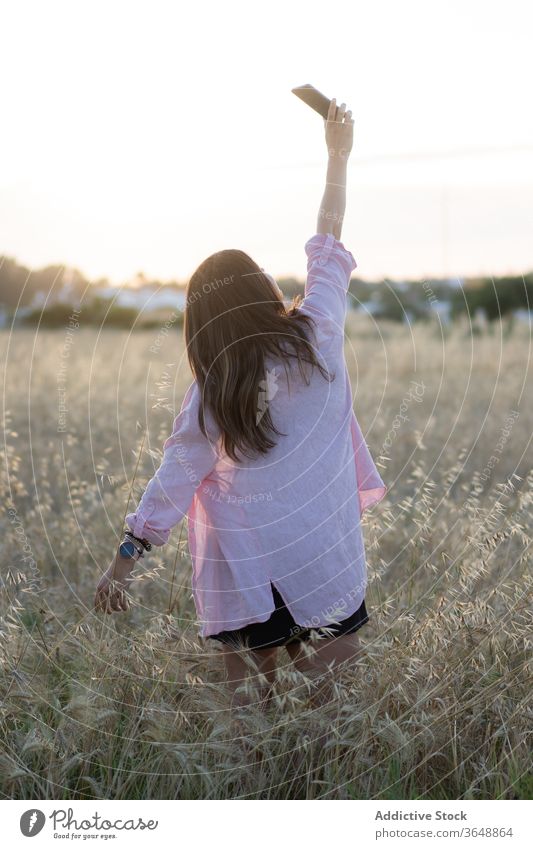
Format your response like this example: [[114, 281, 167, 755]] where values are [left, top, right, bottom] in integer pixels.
[[291, 84, 331, 119]]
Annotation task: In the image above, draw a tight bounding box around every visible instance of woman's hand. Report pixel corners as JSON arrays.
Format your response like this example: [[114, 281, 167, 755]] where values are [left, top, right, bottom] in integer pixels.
[[324, 97, 354, 161], [94, 551, 136, 614]]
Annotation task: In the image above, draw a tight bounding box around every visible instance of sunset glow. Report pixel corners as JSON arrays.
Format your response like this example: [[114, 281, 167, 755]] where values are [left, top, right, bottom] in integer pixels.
[[1, 0, 532, 282]]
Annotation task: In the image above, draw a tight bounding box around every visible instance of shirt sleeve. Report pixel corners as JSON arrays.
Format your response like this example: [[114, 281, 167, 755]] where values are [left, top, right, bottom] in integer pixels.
[[125, 381, 219, 546], [301, 232, 357, 333]]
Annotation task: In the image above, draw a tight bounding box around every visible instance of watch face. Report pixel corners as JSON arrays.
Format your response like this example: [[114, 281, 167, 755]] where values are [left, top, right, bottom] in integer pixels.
[[119, 540, 137, 559]]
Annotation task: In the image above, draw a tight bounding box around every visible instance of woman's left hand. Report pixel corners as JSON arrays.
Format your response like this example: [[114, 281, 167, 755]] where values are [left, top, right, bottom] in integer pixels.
[[94, 552, 136, 614]]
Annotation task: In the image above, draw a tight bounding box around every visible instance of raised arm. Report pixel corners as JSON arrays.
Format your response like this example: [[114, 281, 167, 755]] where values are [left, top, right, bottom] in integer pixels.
[[94, 382, 219, 614], [316, 97, 354, 241]]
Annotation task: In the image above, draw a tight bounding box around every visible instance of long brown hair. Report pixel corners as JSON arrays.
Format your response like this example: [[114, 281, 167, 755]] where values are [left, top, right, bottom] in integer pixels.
[[184, 248, 333, 462]]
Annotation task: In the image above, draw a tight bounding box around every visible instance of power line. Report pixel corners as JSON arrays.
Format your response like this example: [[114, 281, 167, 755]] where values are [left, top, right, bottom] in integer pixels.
[[353, 144, 533, 165], [260, 144, 533, 169]]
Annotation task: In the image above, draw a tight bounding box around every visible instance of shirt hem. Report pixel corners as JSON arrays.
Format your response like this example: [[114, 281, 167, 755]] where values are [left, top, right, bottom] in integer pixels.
[[197, 584, 368, 639], [198, 604, 277, 639], [359, 484, 388, 516]]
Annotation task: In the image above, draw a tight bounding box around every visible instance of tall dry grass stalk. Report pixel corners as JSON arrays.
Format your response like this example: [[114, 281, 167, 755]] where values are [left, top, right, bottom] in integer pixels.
[[0, 319, 531, 799]]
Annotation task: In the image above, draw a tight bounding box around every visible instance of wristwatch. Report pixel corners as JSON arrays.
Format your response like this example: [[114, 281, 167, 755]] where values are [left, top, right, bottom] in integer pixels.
[[119, 531, 152, 561]]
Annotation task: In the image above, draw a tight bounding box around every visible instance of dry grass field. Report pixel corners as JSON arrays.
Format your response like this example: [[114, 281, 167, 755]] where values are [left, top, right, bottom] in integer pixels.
[[1, 314, 532, 800]]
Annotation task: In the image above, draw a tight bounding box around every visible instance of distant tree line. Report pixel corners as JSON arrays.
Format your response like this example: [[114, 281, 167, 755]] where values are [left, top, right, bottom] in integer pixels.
[[0, 256, 88, 308], [450, 275, 533, 321], [345, 274, 533, 322], [1, 254, 532, 326]]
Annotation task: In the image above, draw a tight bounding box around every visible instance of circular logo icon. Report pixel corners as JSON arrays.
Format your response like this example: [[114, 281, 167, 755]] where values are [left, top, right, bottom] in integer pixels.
[[20, 809, 46, 837]]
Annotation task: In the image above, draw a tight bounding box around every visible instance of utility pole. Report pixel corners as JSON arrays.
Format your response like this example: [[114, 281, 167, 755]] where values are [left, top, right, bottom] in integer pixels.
[[441, 184, 449, 280]]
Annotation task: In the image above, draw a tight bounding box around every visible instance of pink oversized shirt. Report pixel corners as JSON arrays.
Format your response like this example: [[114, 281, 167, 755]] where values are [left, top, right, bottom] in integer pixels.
[[126, 232, 387, 637]]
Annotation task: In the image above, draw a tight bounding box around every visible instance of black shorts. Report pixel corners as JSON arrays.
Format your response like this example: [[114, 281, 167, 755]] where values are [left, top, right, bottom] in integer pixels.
[[207, 581, 369, 650]]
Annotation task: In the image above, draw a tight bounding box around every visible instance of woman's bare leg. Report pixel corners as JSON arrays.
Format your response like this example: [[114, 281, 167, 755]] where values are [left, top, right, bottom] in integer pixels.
[[220, 643, 278, 711], [284, 631, 364, 707]]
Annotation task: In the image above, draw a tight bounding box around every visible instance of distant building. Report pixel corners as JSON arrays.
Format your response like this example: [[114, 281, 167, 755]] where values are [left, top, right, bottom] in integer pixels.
[[95, 285, 186, 312], [30, 285, 80, 309], [427, 300, 452, 323], [512, 308, 532, 323], [353, 300, 382, 316], [28, 283, 186, 314], [473, 307, 489, 330]]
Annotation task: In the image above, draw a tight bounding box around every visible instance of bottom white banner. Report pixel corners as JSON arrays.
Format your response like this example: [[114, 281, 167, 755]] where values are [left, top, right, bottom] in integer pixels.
[[1, 800, 531, 847]]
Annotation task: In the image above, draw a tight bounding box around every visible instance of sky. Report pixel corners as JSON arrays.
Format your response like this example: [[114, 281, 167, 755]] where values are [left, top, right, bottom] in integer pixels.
[[1, 0, 532, 284]]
